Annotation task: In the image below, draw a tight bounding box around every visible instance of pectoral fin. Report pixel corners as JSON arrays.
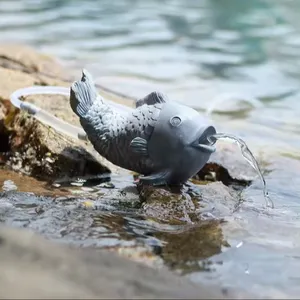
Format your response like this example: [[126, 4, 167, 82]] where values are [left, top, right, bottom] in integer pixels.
[[130, 137, 148, 156], [139, 170, 171, 186]]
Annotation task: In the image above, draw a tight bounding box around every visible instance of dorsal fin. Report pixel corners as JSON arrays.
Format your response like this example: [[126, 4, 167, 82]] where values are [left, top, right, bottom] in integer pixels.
[[136, 91, 168, 108]]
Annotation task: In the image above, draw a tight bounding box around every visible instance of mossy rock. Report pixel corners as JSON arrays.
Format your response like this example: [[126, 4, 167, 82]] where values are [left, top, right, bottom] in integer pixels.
[[0, 44, 121, 181]]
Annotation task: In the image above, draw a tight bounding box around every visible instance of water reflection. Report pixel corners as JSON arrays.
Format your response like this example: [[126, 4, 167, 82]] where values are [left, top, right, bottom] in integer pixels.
[[154, 220, 226, 274]]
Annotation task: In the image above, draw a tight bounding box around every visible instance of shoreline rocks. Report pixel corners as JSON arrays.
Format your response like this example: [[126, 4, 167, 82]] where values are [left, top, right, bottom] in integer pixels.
[[0, 225, 236, 299], [0, 44, 122, 181]]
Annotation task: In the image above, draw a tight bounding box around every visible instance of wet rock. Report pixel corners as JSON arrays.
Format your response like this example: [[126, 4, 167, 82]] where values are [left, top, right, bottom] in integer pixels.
[[0, 175, 252, 298], [137, 180, 240, 223], [133, 182, 233, 275], [0, 169, 70, 197], [138, 184, 199, 224], [0, 225, 233, 299], [0, 44, 119, 181], [197, 181, 241, 217]]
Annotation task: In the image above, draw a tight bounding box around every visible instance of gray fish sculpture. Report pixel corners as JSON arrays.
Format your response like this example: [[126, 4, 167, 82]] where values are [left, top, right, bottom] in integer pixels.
[[70, 70, 217, 185]]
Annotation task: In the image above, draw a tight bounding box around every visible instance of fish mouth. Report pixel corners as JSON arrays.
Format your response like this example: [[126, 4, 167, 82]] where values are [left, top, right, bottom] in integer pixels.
[[191, 125, 217, 153]]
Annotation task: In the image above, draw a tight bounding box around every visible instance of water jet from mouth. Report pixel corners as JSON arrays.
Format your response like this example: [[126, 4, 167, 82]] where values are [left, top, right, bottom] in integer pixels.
[[208, 133, 274, 209]]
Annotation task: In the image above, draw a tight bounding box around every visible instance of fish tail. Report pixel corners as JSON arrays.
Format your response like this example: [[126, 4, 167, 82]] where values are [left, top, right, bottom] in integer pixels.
[[70, 69, 98, 117]]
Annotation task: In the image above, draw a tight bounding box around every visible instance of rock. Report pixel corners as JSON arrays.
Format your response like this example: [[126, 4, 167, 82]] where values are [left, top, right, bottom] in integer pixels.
[[0, 44, 122, 181], [0, 225, 233, 299], [138, 184, 198, 224], [138, 179, 241, 224], [136, 182, 234, 273], [0, 44, 67, 77], [197, 181, 241, 217], [7, 113, 111, 180]]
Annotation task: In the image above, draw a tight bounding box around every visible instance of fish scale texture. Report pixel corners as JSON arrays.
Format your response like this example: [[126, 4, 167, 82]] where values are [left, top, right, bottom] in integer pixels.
[[80, 98, 163, 174]]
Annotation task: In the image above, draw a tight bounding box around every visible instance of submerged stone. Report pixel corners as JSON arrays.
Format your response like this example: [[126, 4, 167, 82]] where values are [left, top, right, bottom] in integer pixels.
[[154, 219, 227, 274]]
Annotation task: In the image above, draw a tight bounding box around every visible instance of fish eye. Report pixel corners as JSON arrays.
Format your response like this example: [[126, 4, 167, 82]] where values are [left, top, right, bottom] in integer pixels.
[[170, 116, 182, 127]]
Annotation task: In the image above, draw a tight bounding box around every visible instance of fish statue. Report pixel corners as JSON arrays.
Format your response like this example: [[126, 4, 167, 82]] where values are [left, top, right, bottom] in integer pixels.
[[69, 69, 217, 185]]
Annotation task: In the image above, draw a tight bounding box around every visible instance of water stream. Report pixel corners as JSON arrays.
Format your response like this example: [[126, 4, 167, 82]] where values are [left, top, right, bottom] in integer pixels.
[[209, 133, 274, 208]]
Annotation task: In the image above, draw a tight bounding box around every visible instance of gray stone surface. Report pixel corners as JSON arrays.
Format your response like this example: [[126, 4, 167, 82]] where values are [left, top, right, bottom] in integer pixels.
[[0, 225, 234, 299]]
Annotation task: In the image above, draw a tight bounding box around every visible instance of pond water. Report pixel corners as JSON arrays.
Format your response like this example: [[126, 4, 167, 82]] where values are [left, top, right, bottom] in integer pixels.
[[1, 0, 300, 298]]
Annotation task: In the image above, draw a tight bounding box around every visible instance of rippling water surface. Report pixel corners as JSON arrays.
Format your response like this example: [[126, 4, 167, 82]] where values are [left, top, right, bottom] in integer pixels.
[[1, 0, 300, 298], [2, 0, 300, 153]]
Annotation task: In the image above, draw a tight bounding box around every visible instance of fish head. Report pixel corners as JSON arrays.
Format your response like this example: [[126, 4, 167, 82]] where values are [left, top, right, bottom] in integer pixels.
[[148, 102, 217, 183]]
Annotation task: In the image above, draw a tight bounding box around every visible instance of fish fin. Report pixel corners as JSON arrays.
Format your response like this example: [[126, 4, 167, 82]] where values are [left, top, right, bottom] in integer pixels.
[[70, 69, 98, 117], [136, 91, 168, 108], [130, 137, 149, 156], [139, 170, 170, 186]]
